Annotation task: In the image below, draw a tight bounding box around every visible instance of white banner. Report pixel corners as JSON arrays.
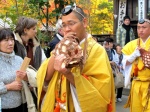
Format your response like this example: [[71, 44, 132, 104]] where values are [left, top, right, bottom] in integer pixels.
[[0, 97, 1, 112], [138, 0, 146, 20], [118, 0, 127, 27]]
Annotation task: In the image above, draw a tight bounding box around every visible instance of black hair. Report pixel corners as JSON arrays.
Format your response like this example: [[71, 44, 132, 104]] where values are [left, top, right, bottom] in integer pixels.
[[104, 37, 114, 43], [115, 43, 121, 47], [123, 15, 130, 21], [0, 28, 18, 53], [0, 28, 15, 42], [44, 41, 48, 44]]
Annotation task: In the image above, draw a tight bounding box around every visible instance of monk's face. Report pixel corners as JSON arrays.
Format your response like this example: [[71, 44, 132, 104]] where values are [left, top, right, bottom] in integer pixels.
[[137, 22, 150, 40], [62, 12, 87, 42]]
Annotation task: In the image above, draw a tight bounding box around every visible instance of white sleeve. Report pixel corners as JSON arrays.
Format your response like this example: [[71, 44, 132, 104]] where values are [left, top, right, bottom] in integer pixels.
[[41, 49, 47, 63], [70, 84, 82, 112], [122, 54, 132, 88], [112, 50, 119, 64], [26, 66, 37, 87]]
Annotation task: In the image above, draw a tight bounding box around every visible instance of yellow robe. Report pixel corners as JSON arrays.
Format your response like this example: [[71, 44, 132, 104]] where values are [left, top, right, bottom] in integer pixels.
[[122, 38, 150, 112], [37, 36, 116, 112]]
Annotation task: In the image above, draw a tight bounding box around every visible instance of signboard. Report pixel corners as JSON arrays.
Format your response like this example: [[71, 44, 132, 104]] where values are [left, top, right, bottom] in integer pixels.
[[118, 0, 127, 27], [138, 0, 146, 20], [0, 97, 1, 112]]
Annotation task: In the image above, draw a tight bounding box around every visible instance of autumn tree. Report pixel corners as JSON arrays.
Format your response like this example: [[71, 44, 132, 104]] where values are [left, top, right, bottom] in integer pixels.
[[76, 0, 113, 35], [0, 0, 114, 39], [28, 0, 74, 41], [0, 0, 74, 41], [0, 0, 39, 29]]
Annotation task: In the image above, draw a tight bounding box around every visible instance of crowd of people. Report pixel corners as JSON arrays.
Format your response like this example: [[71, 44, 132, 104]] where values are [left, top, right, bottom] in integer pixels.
[[0, 3, 150, 112]]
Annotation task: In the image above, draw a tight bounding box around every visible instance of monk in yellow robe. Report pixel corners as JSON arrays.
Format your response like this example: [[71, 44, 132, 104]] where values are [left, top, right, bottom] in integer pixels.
[[122, 19, 150, 112], [37, 4, 115, 112]]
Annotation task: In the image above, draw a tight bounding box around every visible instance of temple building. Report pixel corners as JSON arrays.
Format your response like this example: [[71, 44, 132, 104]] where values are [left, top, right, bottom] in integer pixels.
[[113, 0, 150, 37]]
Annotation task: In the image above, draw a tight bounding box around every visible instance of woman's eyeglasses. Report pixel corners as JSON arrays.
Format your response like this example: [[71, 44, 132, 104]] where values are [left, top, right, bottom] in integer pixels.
[[61, 4, 85, 18], [138, 19, 150, 24]]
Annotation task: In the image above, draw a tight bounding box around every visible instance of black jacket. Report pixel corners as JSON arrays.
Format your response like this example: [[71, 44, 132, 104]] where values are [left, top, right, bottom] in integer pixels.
[[46, 33, 63, 57]]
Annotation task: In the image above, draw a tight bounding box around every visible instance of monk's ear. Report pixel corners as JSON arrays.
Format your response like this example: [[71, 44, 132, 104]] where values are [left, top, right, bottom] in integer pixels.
[[82, 18, 88, 28]]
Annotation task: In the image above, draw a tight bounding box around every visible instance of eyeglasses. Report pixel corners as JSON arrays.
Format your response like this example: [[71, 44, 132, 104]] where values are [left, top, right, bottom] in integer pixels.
[[138, 19, 150, 24], [61, 4, 85, 18], [62, 21, 81, 29]]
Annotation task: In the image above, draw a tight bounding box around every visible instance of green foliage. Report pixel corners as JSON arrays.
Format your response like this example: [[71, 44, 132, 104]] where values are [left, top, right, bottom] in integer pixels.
[[0, 0, 40, 29], [98, 1, 113, 12], [89, 0, 114, 34], [37, 30, 51, 42]]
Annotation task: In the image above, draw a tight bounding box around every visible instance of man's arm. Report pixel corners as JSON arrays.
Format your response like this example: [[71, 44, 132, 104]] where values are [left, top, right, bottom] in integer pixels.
[[0, 82, 7, 95], [116, 27, 121, 44], [44, 55, 55, 85], [131, 28, 135, 40], [125, 48, 141, 66]]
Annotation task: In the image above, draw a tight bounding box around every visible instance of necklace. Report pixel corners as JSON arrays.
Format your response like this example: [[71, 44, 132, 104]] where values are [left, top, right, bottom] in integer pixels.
[[54, 74, 66, 112]]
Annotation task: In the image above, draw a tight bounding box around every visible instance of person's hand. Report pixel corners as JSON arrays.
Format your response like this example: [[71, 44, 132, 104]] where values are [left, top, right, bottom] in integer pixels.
[[128, 48, 141, 63], [16, 70, 28, 81], [120, 66, 124, 70], [54, 54, 74, 85], [54, 54, 71, 75], [110, 61, 116, 66], [118, 65, 124, 70], [5, 81, 22, 91], [64, 32, 77, 40]]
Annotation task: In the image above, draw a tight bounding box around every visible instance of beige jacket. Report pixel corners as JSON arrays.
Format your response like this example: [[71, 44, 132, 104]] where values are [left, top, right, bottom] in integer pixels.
[[22, 66, 37, 112]]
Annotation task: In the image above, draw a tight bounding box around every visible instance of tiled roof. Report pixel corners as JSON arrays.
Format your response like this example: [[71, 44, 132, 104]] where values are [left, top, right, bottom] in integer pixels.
[[0, 18, 11, 28]]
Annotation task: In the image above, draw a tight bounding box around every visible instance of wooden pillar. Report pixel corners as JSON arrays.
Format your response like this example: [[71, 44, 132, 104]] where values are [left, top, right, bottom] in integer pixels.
[[113, 0, 119, 41]]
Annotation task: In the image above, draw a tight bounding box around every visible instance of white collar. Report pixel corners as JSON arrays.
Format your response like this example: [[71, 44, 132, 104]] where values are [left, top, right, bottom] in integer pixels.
[[141, 36, 150, 43], [56, 33, 63, 41], [80, 34, 91, 45], [140, 36, 150, 48]]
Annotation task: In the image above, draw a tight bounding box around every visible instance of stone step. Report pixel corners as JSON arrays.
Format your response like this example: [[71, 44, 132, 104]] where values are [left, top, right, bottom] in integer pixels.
[[122, 88, 130, 96]]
